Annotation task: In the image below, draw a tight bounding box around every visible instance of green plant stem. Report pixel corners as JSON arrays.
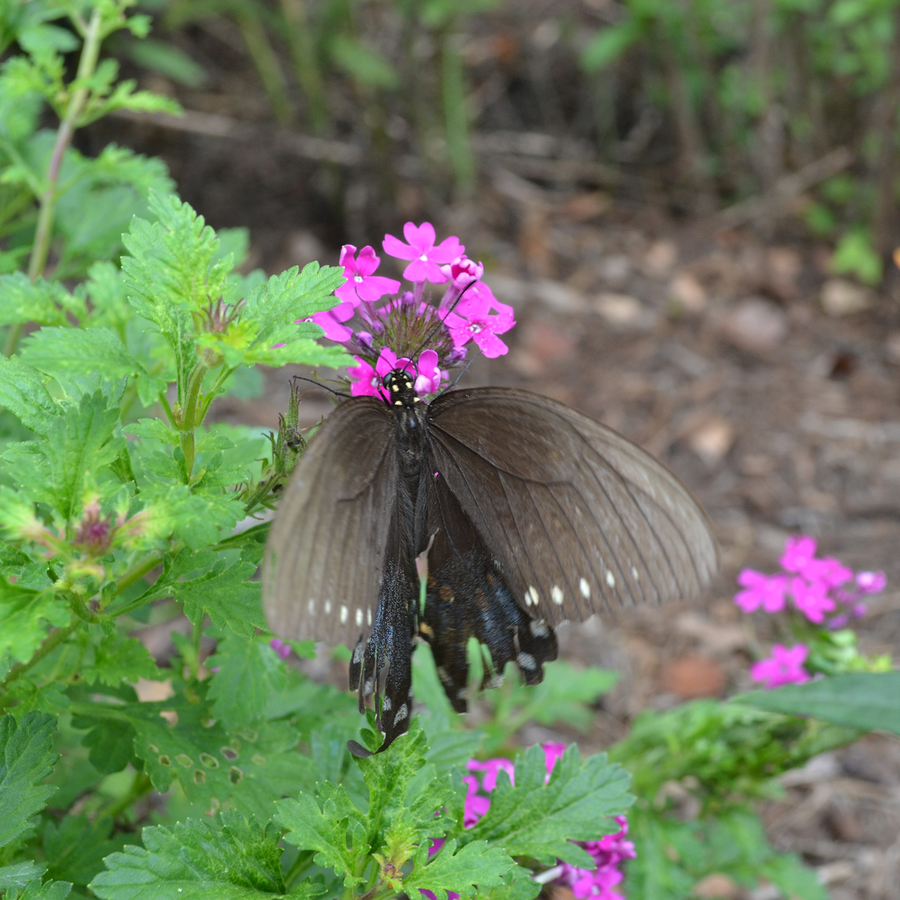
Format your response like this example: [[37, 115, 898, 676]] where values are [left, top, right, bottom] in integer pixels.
[[0, 622, 78, 701], [180, 364, 208, 479], [97, 769, 154, 823], [111, 541, 186, 618]]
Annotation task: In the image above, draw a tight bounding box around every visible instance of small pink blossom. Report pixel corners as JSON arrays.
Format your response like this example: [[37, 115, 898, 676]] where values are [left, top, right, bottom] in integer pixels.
[[749, 643, 810, 689], [857, 570, 886, 593], [802, 556, 853, 589], [383, 222, 464, 284], [443, 287, 516, 358], [334, 244, 401, 305], [790, 576, 835, 623], [307, 300, 357, 342], [414, 349, 445, 396], [269, 638, 292, 660], [734, 570, 788, 613], [780, 535, 817, 573]]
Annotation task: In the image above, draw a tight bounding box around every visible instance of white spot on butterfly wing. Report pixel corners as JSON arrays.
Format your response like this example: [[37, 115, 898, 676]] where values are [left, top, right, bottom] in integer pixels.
[[324, 600, 332, 615], [525, 586, 539, 607], [631, 566, 640, 581], [517, 652, 537, 670], [367, 608, 372, 625], [382, 696, 392, 712], [529, 619, 549, 638], [307, 599, 315, 616], [355, 608, 363, 627], [393, 703, 408, 725], [551, 585, 564, 605], [579, 578, 591, 600], [606, 571, 616, 588], [340, 605, 348, 624]]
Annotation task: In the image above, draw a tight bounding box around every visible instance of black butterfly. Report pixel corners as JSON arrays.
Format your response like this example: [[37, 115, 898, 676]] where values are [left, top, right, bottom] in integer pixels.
[[263, 370, 718, 756]]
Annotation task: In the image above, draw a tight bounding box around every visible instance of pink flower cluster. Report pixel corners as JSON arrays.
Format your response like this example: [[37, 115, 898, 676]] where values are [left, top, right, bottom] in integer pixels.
[[735, 535, 886, 689], [309, 222, 515, 399], [421, 743, 634, 900]]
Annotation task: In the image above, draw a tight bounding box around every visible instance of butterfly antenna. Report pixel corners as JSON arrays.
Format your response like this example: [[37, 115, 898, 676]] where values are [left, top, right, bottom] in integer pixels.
[[444, 346, 483, 391], [290, 374, 351, 399]]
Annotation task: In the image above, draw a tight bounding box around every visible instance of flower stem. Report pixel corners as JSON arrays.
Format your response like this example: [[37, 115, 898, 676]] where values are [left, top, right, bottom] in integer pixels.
[[180, 363, 208, 479]]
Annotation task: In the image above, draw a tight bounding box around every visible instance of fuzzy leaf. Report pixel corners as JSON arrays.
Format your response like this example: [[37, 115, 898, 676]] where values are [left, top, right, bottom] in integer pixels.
[[19, 326, 148, 381], [404, 839, 513, 900], [0, 356, 58, 434], [43, 815, 126, 887], [275, 786, 368, 890], [207, 635, 287, 730], [0, 274, 78, 327], [468, 745, 633, 866], [0, 579, 70, 663], [0, 711, 58, 849], [90, 813, 300, 899], [0, 861, 46, 891]]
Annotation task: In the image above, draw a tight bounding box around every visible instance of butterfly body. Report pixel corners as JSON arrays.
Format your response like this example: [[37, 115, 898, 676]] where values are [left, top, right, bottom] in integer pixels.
[[264, 370, 718, 754]]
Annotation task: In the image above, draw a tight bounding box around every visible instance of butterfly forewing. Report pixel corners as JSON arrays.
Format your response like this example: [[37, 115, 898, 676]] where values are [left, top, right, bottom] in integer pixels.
[[427, 387, 718, 624], [263, 398, 399, 649]]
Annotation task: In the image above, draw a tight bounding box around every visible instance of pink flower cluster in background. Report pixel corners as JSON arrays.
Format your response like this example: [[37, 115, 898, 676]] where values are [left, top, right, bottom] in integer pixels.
[[735, 535, 886, 689], [308, 222, 515, 399], [421, 743, 635, 900]]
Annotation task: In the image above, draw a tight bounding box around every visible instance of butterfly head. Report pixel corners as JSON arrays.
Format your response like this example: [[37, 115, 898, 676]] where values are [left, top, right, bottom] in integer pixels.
[[383, 369, 420, 407]]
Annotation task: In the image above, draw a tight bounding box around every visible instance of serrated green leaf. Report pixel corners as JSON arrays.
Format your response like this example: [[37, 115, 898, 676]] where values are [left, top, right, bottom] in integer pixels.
[[469, 745, 633, 866], [175, 555, 263, 637], [82, 632, 160, 687], [207, 635, 287, 730], [43, 815, 127, 887], [90, 813, 292, 900], [0, 860, 46, 891], [79, 692, 307, 820], [124, 418, 179, 445], [136, 484, 244, 549], [404, 839, 513, 899], [275, 786, 368, 890], [79, 716, 136, 775], [0, 580, 70, 663], [0, 711, 58, 849], [20, 878, 72, 899], [0, 356, 58, 434], [19, 326, 148, 381], [0, 273, 78, 327]]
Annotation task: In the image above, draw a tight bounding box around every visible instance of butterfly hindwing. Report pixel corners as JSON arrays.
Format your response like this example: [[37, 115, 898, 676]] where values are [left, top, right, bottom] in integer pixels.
[[427, 387, 719, 625], [421, 468, 559, 711]]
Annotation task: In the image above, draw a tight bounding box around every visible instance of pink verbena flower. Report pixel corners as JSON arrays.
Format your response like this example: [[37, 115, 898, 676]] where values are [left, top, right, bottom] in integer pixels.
[[734, 569, 788, 613], [749, 643, 810, 689], [443, 286, 516, 358], [556, 817, 636, 900], [269, 638, 292, 660], [790, 575, 835, 624], [383, 222, 464, 284], [308, 300, 357, 342], [334, 244, 401, 305], [801, 556, 853, 589], [856, 570, 887, 593], [414, 349, 445, 396], [780, 535, 817, 573]]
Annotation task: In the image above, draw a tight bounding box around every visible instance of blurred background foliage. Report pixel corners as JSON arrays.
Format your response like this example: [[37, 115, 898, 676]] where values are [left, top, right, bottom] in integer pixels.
[[10, 0, 900, 281]]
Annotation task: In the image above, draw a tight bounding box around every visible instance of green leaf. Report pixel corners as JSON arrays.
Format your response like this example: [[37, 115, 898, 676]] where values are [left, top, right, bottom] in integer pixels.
[[0, 579, 70, 663], [0, 711, 58, 849], [81, 632, 161, 687], [275, 786, 369, 891], [175, 554, 264, 637], [0, 356, 58, 434], [90, 813, 293, 899], [19, 326, 148, 381], [329, 34, 400, 89], [0, 861, 46, 891], [136, 485, 245, 550], [404, 839, 513, 900], [469, 745, 633, 866], [20, 878, 72, 899], [0, 273, 81, 327], [736, 672, 900, 735], [118, 695, 306, 821], [207, 635, 287, 730], [43, 815, 127, 887]]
